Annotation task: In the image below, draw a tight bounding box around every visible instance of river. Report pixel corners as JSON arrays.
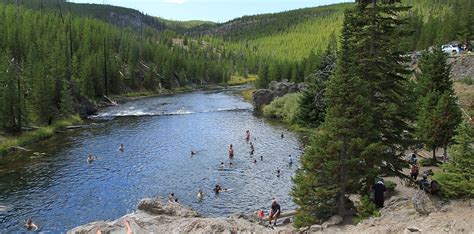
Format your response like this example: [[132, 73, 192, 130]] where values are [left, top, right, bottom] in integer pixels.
[[0, 87, 302, 232]]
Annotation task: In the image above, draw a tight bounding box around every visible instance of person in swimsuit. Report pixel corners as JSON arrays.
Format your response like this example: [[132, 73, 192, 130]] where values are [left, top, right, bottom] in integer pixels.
[[87, 154, 95, 163], [288, 155, 293, 166], [118, 144, 124, 153], [250, 142, 255, 155], [25, 218, 38, 231], [277, 169, 281, 177], [197, 189, 204, 199], [214, 184, 223, 193], [246, 130, 250, 141], [229, 144, 234, 157]]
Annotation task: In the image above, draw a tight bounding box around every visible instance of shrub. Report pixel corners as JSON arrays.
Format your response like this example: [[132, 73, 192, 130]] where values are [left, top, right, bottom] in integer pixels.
[[384, 181, 397, 193], [262, 93, 302, 124], [354, 196, 380, 223], [419, 158, 440, 167]]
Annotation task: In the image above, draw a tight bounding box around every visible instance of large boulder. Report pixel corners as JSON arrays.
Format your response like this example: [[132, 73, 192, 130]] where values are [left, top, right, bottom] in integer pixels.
[[137, 198, 200, 218], [412, 190, 436, 215], [252, 89, 274, 112], [253, 80, 303, 113], [322, 215, 343, 229]]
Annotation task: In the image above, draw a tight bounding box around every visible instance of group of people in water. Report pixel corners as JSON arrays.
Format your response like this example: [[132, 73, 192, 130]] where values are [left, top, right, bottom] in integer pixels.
[[167, 129, 291, 226]]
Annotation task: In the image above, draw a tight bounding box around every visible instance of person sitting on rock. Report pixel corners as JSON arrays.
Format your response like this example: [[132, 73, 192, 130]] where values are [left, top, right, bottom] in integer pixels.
[[419, 175, 431, 192], [268, 200, 281, 226]]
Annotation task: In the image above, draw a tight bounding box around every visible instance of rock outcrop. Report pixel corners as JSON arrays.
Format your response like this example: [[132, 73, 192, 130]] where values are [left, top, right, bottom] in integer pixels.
[[252, 80, 303, 113], [68, 197, 277, 234]]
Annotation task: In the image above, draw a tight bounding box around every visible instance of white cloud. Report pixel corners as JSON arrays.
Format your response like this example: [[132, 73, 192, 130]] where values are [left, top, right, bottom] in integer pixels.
[[164, 0, 187, 4]]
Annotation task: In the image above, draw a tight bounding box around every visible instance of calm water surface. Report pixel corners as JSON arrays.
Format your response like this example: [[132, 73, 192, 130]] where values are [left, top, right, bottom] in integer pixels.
[[0, 87, 302, 232]]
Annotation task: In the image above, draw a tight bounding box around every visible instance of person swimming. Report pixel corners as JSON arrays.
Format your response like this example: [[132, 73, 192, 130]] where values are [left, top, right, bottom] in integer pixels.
[[253, 159, 257, 164], [288, 155, 293, 166], [87, 154, 96, 163], [168, 193, 178, 203], [191, 150, 197, 155], [260, 155, 263, 161], [229, 144, 234, 157], [229, 162, 233, 168], [220, 162, 225, 168], [246, 130, 250, 141], [214, 184, 223, 193], [25, 218, 38, 231], [197, 189, 204, 199], [118, 144, 124, 153], [281, 133, 284, 138], [250, 142, 255, 155], [277, 169, 281, 177]]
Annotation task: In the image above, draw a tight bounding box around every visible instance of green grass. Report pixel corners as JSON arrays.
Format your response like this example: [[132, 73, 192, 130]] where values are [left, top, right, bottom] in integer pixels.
[[228, 74, 258, 86], [0, 115, 82, 156], [240, 88, 256, 102]]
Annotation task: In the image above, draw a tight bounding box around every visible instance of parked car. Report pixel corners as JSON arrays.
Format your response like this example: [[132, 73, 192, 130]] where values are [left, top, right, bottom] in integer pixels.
[[441, 44, 460, 54]]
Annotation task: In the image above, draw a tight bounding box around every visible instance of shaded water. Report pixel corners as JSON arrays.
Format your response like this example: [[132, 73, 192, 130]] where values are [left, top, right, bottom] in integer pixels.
[[0, 87, 302, 232]]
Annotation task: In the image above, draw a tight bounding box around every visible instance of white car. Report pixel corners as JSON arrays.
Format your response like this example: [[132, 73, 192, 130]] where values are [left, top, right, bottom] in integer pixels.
[[441, 44, 460, 54]]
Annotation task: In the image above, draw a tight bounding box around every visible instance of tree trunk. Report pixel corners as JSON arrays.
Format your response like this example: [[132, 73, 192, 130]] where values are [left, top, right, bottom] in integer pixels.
[[432, 148, 436, 160]]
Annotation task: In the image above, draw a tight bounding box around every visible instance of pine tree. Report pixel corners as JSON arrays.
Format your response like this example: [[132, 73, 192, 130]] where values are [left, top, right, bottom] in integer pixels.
[[415, 48, 462, 159], [297, 34, 337, 127], [432, 121, 474, 198], [293, 8, 372, 226]]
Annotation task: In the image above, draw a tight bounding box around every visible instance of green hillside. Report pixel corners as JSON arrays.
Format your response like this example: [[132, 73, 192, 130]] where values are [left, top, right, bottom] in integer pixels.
[[0, 0, 167, 31], [196, 0, 473, 60]]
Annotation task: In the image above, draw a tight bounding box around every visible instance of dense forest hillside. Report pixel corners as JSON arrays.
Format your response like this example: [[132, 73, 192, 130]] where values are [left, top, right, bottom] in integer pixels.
[[0, 0, 167, 31], [190, 0, 473, 59], [0, 2, 231, 134]]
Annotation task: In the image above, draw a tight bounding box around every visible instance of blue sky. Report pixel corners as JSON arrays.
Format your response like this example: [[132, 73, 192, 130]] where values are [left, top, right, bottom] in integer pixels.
[[71, 0, 351, 22]]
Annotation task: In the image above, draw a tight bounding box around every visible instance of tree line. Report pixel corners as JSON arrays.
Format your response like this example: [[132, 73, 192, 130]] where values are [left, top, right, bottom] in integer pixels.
[[0, 2, 231, 134]]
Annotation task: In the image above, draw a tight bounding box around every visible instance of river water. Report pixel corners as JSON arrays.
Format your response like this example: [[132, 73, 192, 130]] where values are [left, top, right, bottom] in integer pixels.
[[0, 87, 302, 232]]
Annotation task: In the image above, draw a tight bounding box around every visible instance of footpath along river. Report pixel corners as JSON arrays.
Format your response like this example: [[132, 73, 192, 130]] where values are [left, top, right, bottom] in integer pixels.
[[0, 86, 303, 232]]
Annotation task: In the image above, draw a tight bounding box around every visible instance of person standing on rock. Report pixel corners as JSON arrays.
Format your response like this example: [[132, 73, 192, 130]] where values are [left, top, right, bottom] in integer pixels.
[[373, 179, 386, 208], [268, 200, 281, 226], [410, 163, 419, 180]]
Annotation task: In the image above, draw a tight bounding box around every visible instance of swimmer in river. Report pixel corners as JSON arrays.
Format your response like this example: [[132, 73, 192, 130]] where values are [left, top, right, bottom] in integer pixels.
[[281, 133, 284, 138], [277, 169, 281, 177], [250, 142, 255, 155], [253, 159, 257, 164], [229, 144, 234, 157], [229, 162, 233, 168], [191, 150, 197, 155], [246, 130, 250, 141], [220, 162, 225, 168], [214, 184, 223, 193], [288, 154, 293, 166], [87, 154, 96, 163], [118, 144, 124, 153], [197, 189, 204, 199], [25, 218, 38, 231], [261, 155, 263, 161], [168, 193, 178, 203]]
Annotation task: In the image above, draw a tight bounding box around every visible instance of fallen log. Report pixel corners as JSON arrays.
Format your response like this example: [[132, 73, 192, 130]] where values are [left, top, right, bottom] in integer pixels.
[[261, 210, 297, 221]]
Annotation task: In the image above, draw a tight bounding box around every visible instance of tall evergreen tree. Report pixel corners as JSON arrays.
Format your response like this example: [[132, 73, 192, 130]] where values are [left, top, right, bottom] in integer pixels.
[[293, 0, 413, 226], [415, 48, 462, 159]]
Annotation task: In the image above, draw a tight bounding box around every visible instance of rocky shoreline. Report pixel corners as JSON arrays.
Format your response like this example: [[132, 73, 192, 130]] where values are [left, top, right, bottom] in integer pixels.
[[69, 191, 474, 234]]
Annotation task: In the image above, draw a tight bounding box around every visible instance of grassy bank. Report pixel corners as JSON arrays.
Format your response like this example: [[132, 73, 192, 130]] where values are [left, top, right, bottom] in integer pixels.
[[228, 74, 258, 86], [241, 88, 256, 102], [0, 115, 83, 156]]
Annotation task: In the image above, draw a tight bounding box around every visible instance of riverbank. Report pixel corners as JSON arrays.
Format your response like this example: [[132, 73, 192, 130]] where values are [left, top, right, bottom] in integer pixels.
[[0, 115, 83, 156]]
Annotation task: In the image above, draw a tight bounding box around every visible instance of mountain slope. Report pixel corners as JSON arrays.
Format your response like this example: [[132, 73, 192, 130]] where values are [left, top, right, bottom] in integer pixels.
[[192, 0, 472, 60], [0, 0, 167, 31]]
